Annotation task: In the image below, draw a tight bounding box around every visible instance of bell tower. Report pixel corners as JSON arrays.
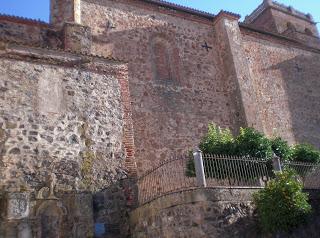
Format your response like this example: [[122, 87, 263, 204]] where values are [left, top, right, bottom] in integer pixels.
[[50, 0, 81, 28], [245, 0, 319, 37]]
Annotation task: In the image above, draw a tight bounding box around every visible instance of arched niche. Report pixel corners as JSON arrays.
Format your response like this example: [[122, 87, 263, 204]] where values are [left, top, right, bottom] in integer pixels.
[[36, 201, 66, 238], [150, 35, 181, 83]]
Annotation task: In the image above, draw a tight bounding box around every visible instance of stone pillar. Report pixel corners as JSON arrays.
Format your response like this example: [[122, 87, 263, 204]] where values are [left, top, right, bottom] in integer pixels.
[[63, 22, 92, 54], [272, 154, 282, 172], [50, 0, 81, 28], [193, 149, 207, 187], [213, 11, 264, 131]]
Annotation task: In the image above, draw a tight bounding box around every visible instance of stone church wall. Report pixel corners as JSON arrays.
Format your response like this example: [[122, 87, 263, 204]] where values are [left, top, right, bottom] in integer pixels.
[[241, 28, 320, 147], [0, 43, 129, 192], [0, 15, 61, 49], [1, 0, 320, 237], [0, 42, 136, 237], [80, 0, 240, 175]]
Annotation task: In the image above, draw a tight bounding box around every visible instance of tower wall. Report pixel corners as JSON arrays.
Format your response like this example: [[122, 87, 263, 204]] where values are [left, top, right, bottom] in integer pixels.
[[50, 0, 81, 27]]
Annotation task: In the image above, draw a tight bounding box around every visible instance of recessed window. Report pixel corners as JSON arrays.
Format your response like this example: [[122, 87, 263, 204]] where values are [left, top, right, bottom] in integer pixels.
[[151, 36, 181, 82], [305, 28, 313, 36], [286, 22, 296, 31]]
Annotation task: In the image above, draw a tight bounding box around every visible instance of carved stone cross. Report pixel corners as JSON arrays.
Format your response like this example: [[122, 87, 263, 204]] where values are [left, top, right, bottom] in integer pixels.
[[202, 42, 212, 52]]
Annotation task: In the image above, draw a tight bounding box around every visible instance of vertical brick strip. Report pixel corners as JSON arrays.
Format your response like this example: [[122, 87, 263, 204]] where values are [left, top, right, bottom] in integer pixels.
[[116, 66, 137, 177]]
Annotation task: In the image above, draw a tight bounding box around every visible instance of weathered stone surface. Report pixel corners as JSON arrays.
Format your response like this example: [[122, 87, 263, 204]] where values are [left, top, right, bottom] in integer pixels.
[[130, 188, 257, 238], [0, 191, 96, 238], [79, 0, 320, 176], [63, 22, 92, 54], [0, 46, 129, 192], [130, 188, 320, 238], [81, 0, 240, 176], [93, 178, 137, 238], [5, 192, 30, 220], [0, 0, 319, 177], [242, 29, 320, 147], [1, 1, 320, 237]]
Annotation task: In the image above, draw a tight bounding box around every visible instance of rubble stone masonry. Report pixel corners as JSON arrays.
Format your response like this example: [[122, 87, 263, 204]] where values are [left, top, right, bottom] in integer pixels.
[[0, 0, 320, 237], [0, 44, 130, 191]]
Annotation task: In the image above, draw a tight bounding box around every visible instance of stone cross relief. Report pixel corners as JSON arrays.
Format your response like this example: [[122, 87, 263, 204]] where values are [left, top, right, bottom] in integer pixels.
[[202, 42, 212, 52], [37, 173, 58, 200]]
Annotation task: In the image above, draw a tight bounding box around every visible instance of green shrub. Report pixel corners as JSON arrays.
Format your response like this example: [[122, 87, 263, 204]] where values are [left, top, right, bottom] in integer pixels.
[[291, 144, 320, 163], [199, 123, 235, 155], [253, 169, 312, 233], [187, 124, 320, 179], [235, 127, 273, 159], [270, 137, 292, 161]]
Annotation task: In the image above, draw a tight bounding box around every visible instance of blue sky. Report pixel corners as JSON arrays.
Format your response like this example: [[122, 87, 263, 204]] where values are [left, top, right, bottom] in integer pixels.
[[0, 0, 319, 31]]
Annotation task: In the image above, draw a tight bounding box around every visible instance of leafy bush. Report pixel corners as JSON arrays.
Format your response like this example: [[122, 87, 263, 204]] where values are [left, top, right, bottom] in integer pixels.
[[270, 137, 292, 161], [290, 144, 320, 163], [188, 125, 273, 180], [198, 124, 320, 163], [199, 125, 276, 159], [253, 169, 312, 233], [199, 123, 235, 155], [235, 128, 273, 159], [186, 123, 320, 179]]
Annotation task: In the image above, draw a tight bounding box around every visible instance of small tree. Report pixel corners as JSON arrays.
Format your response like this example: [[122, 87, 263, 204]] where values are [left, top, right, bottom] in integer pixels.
[[253, 169, 312, 233]]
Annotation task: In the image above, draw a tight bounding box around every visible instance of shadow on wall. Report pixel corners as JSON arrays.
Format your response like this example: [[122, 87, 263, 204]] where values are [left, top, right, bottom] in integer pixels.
[[269, 54, 320, 148], [84, 0, 238, 174]]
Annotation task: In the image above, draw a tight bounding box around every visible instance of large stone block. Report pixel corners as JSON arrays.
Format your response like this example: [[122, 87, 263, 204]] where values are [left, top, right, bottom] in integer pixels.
[[5, 192, 30, 220]]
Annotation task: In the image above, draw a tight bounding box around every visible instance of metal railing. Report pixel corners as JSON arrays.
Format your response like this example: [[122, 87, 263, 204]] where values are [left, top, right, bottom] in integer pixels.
[[282, 161, 320, 189], [137, 155, 197, 205], [136, 151, 320, 205], [202, 154, 271, 188], [137, 152, 272, 205]]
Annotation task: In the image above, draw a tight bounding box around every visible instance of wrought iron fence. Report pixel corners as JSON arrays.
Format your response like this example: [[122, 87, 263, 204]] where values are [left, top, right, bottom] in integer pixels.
[[202, 154, 271, 188], [282, 161, 320, 189], [137, 153, 271, 205], [137, 156, 197, 205], [136, 152, 320, 205]]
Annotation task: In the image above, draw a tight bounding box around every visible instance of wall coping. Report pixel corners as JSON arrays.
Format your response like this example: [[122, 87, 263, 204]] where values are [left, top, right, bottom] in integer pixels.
[[0, 13, 49, 27]]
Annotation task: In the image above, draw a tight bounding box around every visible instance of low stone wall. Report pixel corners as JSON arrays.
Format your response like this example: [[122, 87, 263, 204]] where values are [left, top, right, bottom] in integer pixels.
[[130, 188, 258, 238], [130, 188, 320, 238]]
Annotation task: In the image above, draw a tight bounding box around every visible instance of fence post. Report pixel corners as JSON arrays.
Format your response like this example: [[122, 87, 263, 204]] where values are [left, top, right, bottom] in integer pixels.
[[193, 149, 207, 187], [272, 154, 282, 172]]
